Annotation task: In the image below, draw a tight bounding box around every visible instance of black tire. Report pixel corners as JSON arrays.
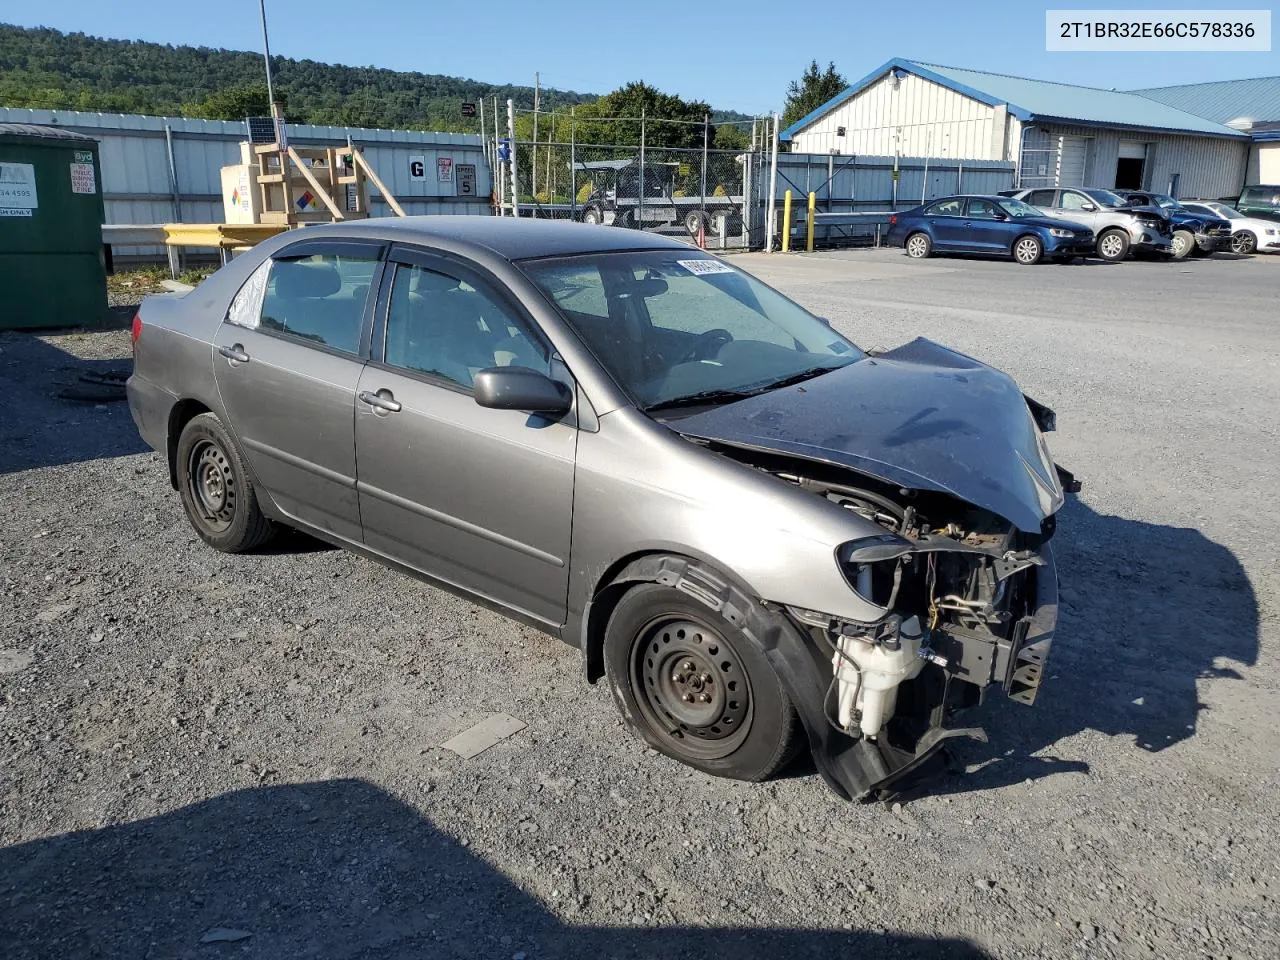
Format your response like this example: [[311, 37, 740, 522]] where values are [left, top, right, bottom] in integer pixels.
[[1231, 230, 1257, 255], [175, 413, 275, 553], [1096, 228, 1130, 262], [904, 232, 932, 259], [604, 581, 801, 782], [581, 205, 604, 226], [1171, 229, 1195, 259], [684, 210, 709, 238], [1012, 234, 1043, 265]]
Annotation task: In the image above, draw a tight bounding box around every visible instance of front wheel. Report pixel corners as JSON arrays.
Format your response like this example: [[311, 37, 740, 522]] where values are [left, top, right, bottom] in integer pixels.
[[604, 582, 801, 782], [1096, 229, 1130, 262], [581, 205, 604, 226], [176, 413, 275, 553], [1231, 231, 1257, 255], [1013, 235, 1043, 265], [905, 232, 932, 259], [1171, 229, 1195, 259]]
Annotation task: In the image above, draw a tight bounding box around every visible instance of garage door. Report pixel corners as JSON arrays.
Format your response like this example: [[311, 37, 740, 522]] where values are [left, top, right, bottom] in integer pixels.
[[1057, 136, 1088, 186]]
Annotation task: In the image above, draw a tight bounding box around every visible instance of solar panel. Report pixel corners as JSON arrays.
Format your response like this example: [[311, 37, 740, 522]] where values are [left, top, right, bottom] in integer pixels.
[[245, 117, 277, 144]]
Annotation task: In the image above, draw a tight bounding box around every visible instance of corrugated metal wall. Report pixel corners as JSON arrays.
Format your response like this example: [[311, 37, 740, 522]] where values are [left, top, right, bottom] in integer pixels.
[[0, 107, 493, 255], [775, 153, 1015, 208], [789, 72, 1008, 160], [1017, 122, 1250, 197]]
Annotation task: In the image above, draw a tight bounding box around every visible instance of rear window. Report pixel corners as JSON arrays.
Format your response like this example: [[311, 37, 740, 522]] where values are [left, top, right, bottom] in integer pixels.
[[1240, 186, 1280, 207], [925, 198, 964, 216], [258, 254, 378, 354]]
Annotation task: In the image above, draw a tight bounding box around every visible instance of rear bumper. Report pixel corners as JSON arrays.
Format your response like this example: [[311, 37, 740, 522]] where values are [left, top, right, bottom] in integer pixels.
[[126, 374, 175, 456]]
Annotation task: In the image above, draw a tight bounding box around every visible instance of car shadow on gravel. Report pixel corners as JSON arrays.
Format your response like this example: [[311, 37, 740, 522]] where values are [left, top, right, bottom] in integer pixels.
[[927, 497, 1259, 797], [0, 779, 991, 959], [0, 331, 147, 474]]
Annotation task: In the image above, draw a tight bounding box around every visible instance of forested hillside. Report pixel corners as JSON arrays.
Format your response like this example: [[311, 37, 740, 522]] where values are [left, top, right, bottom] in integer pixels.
[[0, 24, 749, 131]]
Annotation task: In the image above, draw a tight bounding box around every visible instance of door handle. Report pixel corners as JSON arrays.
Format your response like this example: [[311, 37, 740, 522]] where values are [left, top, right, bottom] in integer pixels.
[[218, 344, 250, 363], [359, 390, 402, 413]]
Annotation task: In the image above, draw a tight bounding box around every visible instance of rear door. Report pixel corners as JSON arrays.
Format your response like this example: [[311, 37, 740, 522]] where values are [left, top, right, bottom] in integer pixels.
[[925, 198, 968, 248], [353, 246, 577, 627], [212, 239, 383, 543]]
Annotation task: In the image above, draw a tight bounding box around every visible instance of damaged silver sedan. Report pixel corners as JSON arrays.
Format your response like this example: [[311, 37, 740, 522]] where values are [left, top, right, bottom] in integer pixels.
[[127, 218, 1077, 800]]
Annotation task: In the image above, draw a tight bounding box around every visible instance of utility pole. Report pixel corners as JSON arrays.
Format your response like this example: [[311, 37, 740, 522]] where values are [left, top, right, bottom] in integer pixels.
[[257, 0, 285, 148], [532, 72, 540, 200]]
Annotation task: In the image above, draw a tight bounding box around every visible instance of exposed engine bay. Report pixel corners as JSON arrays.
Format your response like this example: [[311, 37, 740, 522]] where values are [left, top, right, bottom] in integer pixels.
[[707, 440, 1073, 800]]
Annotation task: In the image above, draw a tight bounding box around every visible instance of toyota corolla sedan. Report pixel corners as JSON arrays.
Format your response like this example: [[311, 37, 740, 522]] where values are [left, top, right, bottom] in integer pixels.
[[886, 195, 1095, 265], [127, 218, 1076, 801]]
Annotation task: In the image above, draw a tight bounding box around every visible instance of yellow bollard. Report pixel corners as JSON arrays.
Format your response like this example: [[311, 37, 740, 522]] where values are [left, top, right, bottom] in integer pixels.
[[806, 192, 816, 252], [782, 190, 792, 252]]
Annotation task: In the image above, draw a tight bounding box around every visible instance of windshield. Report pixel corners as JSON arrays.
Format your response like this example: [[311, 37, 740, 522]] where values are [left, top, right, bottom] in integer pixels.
[[522, 251, 862, 410], [1083, 188, 1126, 208], [998, 197, 1042, 218], [1150, 194, 1182, 211]]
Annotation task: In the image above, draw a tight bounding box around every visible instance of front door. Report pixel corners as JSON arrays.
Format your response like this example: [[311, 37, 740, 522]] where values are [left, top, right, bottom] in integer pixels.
[[212, 240, 383, 543], [962, 197, 1012, 252], [353, 249, 577, 627]]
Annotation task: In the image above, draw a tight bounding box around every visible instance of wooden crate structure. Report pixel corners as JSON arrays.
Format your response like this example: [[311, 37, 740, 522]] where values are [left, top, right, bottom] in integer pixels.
[[254, 142, 404, 225]]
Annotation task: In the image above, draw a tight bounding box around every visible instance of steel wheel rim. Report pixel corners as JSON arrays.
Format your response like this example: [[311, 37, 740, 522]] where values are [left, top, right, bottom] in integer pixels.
[[1173, 234, 1189, 257], [631, 617, 753, 760], [1232, 232, 1253, 254], [1100, 234, 1123, 259], [1015, 238, 1039, 263], [188, 439, 236, 533], [907, 236, 927, 257]]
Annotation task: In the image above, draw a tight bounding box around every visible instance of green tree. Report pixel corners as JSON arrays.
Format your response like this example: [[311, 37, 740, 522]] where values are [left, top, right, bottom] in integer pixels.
[[183, 82, 280, 120], [782, 60, 847, 128]]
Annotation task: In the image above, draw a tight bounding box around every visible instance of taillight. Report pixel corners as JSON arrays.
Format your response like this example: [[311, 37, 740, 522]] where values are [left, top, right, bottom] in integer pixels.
[[131, 313, 142, 347], [889, 214, 898, 226]]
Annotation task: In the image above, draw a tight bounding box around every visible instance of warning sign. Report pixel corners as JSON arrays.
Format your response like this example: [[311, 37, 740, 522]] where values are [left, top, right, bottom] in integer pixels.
[[0, 162, 38, 212], [437, 157, 454, 182], [70, 162, 96, 195]]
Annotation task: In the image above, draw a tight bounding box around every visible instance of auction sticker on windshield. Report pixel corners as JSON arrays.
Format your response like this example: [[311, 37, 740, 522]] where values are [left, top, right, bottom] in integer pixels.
[[677, 259, 735, 275]]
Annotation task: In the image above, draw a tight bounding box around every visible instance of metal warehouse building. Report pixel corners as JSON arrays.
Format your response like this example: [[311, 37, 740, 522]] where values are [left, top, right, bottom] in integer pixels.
[[1130, 76, 1280, 187], [781, 59, 1252, 199]]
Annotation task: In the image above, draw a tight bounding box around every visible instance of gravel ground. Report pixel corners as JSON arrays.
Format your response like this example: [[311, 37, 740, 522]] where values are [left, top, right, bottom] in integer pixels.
[[1, 249, 1277, 959]]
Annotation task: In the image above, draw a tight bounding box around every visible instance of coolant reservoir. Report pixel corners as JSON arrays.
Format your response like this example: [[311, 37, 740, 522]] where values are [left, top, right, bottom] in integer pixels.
[[835, 617, 925, 739]]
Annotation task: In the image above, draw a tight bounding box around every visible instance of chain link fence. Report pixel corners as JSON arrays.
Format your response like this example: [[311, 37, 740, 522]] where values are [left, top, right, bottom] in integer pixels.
[[495, 110, 773, 250]]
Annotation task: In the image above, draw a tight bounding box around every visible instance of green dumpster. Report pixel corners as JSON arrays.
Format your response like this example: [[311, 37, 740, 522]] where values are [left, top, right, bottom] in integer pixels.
[[0, 123, 108, 329]]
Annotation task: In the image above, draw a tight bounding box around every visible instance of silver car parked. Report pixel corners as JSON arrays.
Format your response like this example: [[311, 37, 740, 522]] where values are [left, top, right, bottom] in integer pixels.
[[127, 218, 1073, 801], [1007, 186, 1173, 261]]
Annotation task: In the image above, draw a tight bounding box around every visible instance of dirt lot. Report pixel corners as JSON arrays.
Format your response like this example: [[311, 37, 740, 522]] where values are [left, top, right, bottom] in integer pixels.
[[2, 250, 1277, 959]]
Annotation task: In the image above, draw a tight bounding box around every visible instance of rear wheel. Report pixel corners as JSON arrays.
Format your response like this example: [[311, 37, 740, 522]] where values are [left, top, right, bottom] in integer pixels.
[[1013, 234, 1043, 265], [1096, 229, 1130, 262], [176, 413, 274, 553], [604, 582, 801, 782], [1171, 229, 1195, 259], [581, 205, 604, 226], [1231, 231, 1257, 254], [905, 232, 932, 259]]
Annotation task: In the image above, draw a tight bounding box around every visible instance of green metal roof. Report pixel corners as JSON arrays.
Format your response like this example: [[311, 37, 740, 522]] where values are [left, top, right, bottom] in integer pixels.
[[1130, 76, 1280, 127], [781, 59, 1250, 141]]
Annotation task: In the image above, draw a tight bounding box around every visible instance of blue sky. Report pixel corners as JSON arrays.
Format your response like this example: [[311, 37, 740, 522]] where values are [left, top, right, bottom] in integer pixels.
[[14, 1, 1280, 113]]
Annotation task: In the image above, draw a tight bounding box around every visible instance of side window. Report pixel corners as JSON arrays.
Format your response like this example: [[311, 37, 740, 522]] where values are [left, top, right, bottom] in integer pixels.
[[925, 198, 964, 216], [1059, 191, 1091, 212], [227, 259, 271, 329], [966, 199, 999, 219], [383, 262, 550, 389], [259, 252, 377, 354], [1026, 189, 1057, 207]]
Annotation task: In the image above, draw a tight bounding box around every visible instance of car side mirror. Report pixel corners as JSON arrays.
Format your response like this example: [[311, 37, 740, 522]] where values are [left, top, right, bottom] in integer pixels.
[[1080, 202, 1097, 211], [992, 212, 1008, 221], [474, 367, 573, 415]]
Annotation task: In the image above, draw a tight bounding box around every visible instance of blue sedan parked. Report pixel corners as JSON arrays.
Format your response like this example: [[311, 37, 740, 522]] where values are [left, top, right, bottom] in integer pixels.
[[886, 195, 1096, 265]]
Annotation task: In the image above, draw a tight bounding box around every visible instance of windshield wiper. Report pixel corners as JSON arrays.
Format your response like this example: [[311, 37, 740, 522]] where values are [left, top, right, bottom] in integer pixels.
[[757, 364, 843, 391], [644, 389, 756, 413]]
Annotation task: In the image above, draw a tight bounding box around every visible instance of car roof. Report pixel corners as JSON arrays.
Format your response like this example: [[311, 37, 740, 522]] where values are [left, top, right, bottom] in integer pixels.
[[924, 194, 1014, 202], [271, 216, 694, 261]]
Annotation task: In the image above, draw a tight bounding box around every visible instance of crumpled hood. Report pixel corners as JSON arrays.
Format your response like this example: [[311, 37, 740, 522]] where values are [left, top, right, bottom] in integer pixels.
[[670, 338, 1065, 533]]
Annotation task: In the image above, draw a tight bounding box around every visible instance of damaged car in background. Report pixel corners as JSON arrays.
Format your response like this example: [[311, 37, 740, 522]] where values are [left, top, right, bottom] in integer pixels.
[[126, 218, 1078, 801]]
